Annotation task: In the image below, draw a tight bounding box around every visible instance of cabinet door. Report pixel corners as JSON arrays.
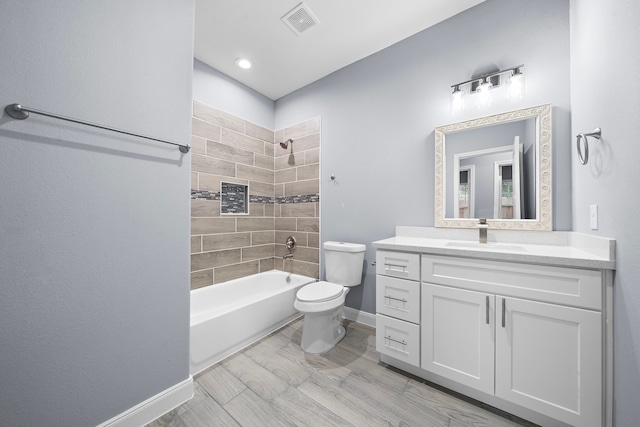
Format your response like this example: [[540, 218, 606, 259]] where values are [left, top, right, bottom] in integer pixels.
[[496, 296, 602, 427], [421, 283, 495, 395]]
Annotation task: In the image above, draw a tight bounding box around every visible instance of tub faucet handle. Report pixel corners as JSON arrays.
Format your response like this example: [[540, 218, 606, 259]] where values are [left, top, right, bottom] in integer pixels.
[[286, 236, 296, 250]]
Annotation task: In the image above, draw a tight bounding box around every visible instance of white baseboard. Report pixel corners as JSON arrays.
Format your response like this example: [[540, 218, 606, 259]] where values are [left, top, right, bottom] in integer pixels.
[[97, 376, 193, 427], [344, 307, 376, 328]]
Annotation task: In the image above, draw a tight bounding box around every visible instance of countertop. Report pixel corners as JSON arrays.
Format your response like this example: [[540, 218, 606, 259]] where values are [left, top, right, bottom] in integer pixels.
[[373, 227, 616, 270]]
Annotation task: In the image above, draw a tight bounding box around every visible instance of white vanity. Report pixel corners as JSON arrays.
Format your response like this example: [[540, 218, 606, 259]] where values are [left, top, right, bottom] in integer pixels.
[[373, 227, 615, 427]]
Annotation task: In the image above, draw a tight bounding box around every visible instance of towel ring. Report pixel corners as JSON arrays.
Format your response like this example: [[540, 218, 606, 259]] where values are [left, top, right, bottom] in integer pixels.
[[576, 127, 601, 165]]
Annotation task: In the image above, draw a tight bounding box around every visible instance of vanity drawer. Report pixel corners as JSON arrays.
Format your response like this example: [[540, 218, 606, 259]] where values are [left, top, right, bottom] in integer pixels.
[[376, 314, 420, 367], [376, 275, 420, 323], [422, 255, 602, 310], [376, 250, 420, 281]]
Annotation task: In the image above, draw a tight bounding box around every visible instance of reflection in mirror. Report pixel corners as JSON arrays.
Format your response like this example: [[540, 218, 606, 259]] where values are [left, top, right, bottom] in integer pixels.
[[448, 122, 533, 219], [435, 104, 551, 230]]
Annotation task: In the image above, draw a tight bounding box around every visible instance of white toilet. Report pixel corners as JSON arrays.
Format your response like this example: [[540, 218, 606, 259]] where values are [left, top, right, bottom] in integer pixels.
[[294, 241, 366, 354]]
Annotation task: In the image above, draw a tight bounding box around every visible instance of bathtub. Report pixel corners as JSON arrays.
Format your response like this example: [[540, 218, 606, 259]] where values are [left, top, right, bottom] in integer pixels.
[[190, 270, 316, 375]]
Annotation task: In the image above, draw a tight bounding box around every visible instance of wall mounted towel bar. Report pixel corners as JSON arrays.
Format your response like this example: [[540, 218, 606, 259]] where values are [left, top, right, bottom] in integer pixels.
[[576, 127, 601, 165], [4, 103, 190, 153]]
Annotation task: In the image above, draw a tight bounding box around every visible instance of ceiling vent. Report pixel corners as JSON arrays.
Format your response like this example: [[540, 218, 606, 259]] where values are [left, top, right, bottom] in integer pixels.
[[281, 3, 319, 35]]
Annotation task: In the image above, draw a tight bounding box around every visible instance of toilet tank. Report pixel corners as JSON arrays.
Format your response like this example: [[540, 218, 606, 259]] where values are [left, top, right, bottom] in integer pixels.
[[324, 241, 366, 287]]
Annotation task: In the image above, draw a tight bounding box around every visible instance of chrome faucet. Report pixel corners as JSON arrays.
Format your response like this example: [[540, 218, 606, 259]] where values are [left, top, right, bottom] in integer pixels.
[[283, 236, 296, 260], [478, 218, 488, 244]]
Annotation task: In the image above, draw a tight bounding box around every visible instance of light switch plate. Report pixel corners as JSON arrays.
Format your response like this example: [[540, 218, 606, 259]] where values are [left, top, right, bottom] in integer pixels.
[[590, 204, 598, 230]]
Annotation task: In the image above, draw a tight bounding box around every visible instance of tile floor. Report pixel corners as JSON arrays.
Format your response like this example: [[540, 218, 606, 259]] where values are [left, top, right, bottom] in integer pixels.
[[147, 319, 537, 427]]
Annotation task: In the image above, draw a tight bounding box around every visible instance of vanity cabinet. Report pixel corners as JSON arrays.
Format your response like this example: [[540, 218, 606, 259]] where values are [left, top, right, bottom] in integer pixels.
[[374, 243, 612, 427], [375, 250, 421, 367], [421, 255, 603, 427]]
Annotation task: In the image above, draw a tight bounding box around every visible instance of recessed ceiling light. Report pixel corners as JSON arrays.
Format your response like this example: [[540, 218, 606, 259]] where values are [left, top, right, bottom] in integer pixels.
[[236, 58, 253, 69]]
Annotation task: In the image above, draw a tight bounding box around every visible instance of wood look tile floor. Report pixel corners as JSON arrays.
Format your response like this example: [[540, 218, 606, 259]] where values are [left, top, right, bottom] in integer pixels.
[[147, 319, 537, 427]]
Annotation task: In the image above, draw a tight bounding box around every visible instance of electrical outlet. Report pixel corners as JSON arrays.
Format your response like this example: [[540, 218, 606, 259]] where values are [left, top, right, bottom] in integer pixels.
[[590, 204, 598, 230]]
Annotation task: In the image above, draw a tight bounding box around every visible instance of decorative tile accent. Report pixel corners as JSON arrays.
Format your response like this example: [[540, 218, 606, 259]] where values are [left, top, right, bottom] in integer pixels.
[[250, 195, 276, 204], [221, 182, 248, 214], [278, 194, 320, 204], [191, 190, 319, 205], [191, 190, 220, 200]]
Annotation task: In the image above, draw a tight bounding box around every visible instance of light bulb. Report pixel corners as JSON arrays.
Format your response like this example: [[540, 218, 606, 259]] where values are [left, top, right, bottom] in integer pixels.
[[450, 86, 464, 114], [236, 58, 253, 70], [476, 78, 493, 108], [507, 69, 525, 99]]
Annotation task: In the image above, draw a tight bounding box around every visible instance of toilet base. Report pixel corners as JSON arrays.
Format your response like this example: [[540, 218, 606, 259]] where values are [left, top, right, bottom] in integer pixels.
[[300, 306, 346, 354]]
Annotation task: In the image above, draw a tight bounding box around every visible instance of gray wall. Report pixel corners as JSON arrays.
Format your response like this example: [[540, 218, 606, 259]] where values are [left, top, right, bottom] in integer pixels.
[[275, 0, 571, 313], [0, 1, 194, 425], [193, 59, 275, 130], [569, 0, 640, 424]]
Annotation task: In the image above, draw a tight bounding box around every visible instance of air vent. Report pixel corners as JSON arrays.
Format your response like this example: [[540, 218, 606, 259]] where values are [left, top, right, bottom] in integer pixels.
[[281, 3, 319, 35]]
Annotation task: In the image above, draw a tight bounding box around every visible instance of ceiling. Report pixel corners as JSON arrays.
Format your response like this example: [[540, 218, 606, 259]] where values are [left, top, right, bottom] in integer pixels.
[[194, 0, 485, 100]]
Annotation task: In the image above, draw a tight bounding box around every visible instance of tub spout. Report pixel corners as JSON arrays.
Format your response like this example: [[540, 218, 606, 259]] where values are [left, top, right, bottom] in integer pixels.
[[283, 253, 294, 260]]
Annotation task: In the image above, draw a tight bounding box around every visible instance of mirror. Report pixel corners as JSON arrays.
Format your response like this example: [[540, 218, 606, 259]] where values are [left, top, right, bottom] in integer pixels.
[[435, 104, 551, 230]]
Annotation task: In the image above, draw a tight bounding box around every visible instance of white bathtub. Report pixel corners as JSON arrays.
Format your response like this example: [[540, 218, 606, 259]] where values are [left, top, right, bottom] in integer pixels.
[[190, 270, 315, 375]]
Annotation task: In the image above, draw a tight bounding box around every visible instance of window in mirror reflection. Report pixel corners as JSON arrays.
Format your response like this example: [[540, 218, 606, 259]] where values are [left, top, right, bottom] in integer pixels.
[[497, 164, 514, 219], [458, 168, 474, 218]]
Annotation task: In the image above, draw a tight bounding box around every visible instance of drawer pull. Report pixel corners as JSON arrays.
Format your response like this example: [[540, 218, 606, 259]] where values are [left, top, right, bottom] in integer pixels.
[[385, 295, 407, 303], [385, 263, 408, 271], [385, 336, 407, 346], [501, 298, 506, 328]]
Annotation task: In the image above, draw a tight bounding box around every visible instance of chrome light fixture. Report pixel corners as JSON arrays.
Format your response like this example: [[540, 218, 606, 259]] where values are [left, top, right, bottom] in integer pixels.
[[506, 67, 525, 100], [450, 65, 524, 114], [475, 77, 493, 108], [450, 85, 465, 114]]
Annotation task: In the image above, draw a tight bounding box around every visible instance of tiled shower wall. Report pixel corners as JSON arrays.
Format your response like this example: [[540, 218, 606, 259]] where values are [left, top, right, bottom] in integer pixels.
[[190, 100, 320, 289]]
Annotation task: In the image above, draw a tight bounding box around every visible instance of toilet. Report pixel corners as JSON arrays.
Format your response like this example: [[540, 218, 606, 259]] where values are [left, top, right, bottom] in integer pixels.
[[294, 241, 366, 354]]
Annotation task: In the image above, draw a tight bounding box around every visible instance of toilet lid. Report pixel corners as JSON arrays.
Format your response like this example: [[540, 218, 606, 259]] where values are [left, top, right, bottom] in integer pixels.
[[296, 281, 344, 303]]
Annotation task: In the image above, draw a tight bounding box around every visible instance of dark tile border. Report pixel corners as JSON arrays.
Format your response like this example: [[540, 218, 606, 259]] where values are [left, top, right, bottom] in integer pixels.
[[191, 190, 319, 204]]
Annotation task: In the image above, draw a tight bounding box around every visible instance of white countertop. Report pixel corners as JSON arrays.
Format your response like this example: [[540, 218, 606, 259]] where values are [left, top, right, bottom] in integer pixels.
[[373, 227, 615, 270]]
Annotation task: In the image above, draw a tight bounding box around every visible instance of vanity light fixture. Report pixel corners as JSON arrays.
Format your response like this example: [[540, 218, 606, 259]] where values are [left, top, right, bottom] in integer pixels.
[[236, 58, 253, 70], [506, 67, 525, 100], [450, 65, 524, 114], [451, 85, 465, 114], [475, 77, 493, 108]]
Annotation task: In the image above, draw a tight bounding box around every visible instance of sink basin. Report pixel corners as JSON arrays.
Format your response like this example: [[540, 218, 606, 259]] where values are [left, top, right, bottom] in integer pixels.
[[445, 241, 527, 253]]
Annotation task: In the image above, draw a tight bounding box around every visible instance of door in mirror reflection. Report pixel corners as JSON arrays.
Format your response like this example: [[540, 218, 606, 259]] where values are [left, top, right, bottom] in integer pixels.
[[493, 136, 523, 219]]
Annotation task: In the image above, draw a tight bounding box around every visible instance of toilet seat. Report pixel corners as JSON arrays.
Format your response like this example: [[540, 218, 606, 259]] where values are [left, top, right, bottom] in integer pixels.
[[296, 281, 344, 303]]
